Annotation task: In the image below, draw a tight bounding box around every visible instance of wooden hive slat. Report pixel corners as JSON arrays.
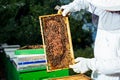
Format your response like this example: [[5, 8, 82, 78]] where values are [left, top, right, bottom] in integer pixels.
[[49, 74, 91, 80], [39, 14, 74, 72]]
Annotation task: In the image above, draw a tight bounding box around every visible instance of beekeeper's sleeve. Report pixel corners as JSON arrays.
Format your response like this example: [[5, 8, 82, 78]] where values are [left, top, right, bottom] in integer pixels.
[[88, 58, 120, 75], [60, 0, 89, 16]]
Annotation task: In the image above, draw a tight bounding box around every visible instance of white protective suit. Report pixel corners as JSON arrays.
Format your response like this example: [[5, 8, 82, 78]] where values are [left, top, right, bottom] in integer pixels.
[[60, 0, 120, 80], [88, 0, 120, 11]]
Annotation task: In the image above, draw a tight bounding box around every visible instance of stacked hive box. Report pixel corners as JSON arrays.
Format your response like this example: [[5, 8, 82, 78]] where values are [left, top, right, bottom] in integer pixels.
[[2, 45, 69, 80]]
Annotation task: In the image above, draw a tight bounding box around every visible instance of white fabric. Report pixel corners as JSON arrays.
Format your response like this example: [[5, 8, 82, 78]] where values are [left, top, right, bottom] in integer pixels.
[[61, 0, 120, 30], [69, 57, 90, 73], [60, 0, 120, 80], [92, 29, 120, 80], [87, 0, 120, 11], [70, 57, 97, 73], [60, 0, 89, 16], [70, 29, 120, 80], [88, 5, 120, 30]]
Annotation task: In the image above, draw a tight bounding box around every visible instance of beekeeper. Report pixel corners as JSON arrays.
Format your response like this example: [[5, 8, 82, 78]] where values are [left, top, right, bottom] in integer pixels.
[[60, 0, 120, 80]]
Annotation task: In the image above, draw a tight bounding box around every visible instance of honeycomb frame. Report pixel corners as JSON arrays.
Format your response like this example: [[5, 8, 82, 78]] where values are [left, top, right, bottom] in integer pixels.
[[39, 14, 74, 72]]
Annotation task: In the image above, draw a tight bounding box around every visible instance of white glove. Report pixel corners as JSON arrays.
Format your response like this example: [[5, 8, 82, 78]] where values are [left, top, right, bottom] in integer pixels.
[[60, 4, 76, 16], [70, 57, 91, 73], [60, 0, 89, 16]]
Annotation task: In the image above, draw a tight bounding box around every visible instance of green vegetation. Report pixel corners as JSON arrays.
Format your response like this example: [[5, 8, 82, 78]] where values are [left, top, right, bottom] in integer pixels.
[[0, 0, 93, 48], [74, 47, 94, 58], [0, 0, 60, 45]]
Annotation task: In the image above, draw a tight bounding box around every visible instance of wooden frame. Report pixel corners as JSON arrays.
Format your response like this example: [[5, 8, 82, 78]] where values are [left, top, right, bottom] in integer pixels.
[[49, 74, 91, 80], [39, 14, 74, 72]]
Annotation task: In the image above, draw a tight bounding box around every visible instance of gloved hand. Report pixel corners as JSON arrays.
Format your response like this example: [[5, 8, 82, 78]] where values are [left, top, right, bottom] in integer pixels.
[[60, 4, 75, 16], [60, 0, 89, 16], [70, 57, 91, 73]]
